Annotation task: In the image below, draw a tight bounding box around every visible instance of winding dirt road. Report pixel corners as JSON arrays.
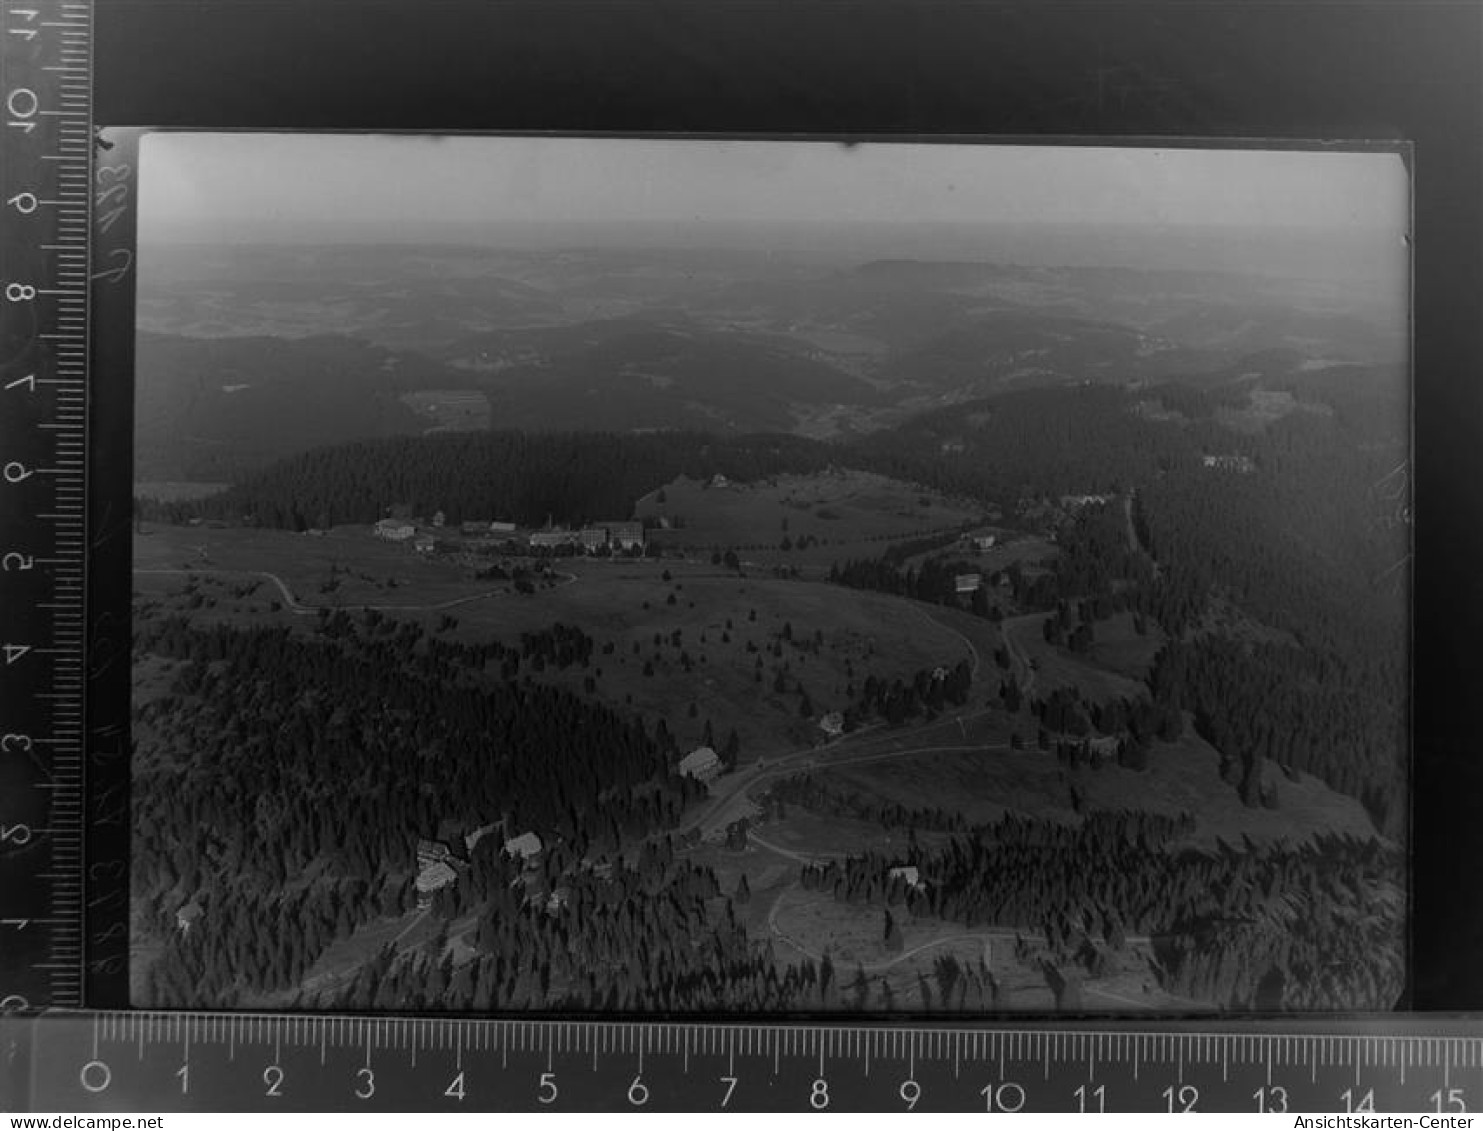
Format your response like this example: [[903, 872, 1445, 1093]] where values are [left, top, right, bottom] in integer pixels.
[[680, 707, 1009, 841], [910, 604, 982, 680]]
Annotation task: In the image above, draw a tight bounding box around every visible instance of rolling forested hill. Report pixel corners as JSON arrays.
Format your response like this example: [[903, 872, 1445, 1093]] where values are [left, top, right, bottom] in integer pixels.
[[135, 331, 446, 480]]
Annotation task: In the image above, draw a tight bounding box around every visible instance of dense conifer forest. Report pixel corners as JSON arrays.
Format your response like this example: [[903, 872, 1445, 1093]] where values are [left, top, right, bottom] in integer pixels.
[[133, 611, 703, 1006], [140, 431, 838, 530], [796, 812, 1403, 1011]]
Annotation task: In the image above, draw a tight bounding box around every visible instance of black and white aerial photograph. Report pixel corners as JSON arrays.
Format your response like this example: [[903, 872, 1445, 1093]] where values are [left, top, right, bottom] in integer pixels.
[[128, 134, 1410, 1014]]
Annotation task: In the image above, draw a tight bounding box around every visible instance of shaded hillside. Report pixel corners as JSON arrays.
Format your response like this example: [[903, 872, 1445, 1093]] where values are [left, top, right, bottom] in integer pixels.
[[182, 430, 839, 529], [855, 384, 1189, 502], [434, 317, 883, 433], [883, 311, 1150, 391], [135, 331, 456, 480], [839, 258, 1404, 364], [154, 385, 1182, 529], [137, 243, 567, 347]]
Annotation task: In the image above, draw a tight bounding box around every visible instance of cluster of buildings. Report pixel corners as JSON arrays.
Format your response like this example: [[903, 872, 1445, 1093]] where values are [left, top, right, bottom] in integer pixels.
[[373, 518, 448, 555], [527, 521, 645, 553], [1058, 494, 1112, 510], [413, 826, 545, 907], [372, 511, 645, 557]]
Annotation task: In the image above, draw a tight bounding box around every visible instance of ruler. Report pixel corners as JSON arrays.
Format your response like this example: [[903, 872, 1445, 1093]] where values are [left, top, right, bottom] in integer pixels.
[[0, 1011, 1476, 1112], [0, 0, 93, 1016]]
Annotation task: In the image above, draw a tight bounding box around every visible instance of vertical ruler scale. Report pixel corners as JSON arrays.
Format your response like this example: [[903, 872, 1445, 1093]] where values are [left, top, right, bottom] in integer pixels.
[[0, 0, 92, 1013], [81, 122, 138, 1007]]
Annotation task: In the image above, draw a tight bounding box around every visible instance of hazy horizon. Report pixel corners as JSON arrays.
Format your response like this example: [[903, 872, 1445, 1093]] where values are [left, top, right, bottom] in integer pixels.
[[139, 134, 1409, 283], [142, 219, 1407, 287]]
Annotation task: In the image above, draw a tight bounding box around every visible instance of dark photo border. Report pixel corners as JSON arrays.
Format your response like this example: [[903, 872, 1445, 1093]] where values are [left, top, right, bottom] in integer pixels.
[[89, 0, 1482, 1014]]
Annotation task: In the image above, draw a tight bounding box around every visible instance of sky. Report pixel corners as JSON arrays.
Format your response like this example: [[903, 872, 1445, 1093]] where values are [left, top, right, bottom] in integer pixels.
[[139, 133, 1409, 249]]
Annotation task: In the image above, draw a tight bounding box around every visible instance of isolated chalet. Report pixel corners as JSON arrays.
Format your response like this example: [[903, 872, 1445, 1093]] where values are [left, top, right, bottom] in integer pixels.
[[678, 746, 722, 782]]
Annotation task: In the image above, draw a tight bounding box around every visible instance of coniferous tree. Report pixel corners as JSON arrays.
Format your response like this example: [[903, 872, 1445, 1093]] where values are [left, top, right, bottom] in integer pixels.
[[883, 909, 903, 954]]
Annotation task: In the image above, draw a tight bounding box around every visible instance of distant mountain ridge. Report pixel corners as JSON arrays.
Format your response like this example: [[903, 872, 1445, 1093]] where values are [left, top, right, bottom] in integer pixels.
[[135, 244, 1405, 480]]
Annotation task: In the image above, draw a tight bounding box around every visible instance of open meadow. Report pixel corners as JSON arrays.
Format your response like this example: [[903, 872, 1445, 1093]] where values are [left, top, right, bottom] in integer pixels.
[[132, 522, 486, 610], [636, 469, 988, 570], [1085, 609, 1167, 681], [133, 523, 985, 756], [1001, 612, 1150, 703], [815, 731, 1379, 850]]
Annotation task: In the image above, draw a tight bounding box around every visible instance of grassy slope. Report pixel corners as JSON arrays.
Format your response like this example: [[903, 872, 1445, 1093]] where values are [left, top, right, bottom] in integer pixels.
[[637, 469, 987, 567]]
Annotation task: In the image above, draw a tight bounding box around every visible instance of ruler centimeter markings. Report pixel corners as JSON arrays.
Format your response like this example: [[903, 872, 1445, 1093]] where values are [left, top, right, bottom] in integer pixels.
[[0, 1012, 1477, 1112], [0, 0, 92, 1017]]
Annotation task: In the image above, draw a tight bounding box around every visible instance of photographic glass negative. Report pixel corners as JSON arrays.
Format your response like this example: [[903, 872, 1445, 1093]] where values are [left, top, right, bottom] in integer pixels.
[[129, 134, 1409, 1013]]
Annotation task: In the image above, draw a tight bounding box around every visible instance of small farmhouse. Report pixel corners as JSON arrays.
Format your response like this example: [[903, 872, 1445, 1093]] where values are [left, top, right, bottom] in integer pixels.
[[1202, 453, 1256, 474], [416, 838, 453, 869], [489, 520, 517, 533], [529, 529, 579, 549], [504, 831, 544, 861], [464, 822, 502, 854], [374, 518, 415, 542], [413, 534, 437, 554], [175, 901, 203, 936], [414, 860, 457, 907], [961, 530, 997, 551], [678, 745, 722, 782], [888, 865, 925, 890], [954, 573, 982, 594], [1060, 494, 1111, 510]]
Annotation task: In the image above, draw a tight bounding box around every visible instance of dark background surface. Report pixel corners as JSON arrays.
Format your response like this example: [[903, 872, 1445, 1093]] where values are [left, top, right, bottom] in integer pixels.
[[91, 0, 1482, 1013]]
